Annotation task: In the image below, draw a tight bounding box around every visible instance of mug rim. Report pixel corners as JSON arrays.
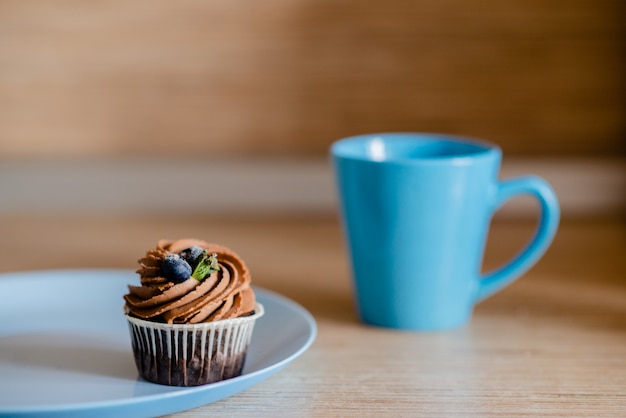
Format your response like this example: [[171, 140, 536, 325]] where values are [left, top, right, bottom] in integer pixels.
[[330, 132, 501, 164]]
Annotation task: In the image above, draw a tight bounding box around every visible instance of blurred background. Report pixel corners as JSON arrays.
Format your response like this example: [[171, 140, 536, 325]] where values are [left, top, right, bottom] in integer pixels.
[[0, 0, 624, 218]]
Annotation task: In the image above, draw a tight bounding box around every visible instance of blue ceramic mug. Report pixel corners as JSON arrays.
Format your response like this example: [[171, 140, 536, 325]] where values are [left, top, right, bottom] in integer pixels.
[[331, 133, 560, 331]]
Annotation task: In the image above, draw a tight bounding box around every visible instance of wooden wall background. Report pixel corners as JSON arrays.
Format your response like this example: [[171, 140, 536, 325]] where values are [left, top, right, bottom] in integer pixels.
[[0, 0, 624, 159]]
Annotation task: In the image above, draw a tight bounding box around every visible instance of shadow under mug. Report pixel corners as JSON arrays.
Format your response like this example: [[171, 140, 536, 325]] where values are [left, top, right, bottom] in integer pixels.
[[331, 133, 560, 331]]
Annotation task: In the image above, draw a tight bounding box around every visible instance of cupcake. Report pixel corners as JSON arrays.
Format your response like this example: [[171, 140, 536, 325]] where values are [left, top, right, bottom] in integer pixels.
[[123, 238, 263, 386]]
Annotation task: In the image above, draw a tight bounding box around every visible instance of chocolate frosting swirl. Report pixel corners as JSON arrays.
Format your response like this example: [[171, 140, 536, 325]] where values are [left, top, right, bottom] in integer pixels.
[[124, 239, 255, 324]]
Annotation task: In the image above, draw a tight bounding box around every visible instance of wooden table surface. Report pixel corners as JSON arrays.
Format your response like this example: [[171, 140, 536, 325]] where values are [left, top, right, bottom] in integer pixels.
[[1, 215, 625, 417]]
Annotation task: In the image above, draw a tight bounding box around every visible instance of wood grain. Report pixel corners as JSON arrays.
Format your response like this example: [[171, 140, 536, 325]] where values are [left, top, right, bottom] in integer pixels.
[[0, 215, 624, 416], [0, 0, 624, 158]]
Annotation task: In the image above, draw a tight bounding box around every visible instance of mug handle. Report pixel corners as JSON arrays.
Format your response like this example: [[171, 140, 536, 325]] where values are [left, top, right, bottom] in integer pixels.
[[476, 176, 560, 302]]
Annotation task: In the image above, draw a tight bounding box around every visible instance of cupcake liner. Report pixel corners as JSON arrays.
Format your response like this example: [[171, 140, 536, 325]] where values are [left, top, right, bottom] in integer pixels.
[[124, 303, 264, 386]]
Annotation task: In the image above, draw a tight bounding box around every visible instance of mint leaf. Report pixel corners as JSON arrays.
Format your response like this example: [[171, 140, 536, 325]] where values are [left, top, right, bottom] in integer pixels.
[[191, 251, 220, 281]]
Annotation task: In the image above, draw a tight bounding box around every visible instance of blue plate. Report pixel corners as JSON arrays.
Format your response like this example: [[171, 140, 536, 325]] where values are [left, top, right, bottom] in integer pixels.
[[0, 269, 316, 417]]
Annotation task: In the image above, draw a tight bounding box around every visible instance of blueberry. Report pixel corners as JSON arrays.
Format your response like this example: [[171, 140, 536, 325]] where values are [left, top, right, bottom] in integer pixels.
[[179, 246, 204, 267], [161, 254, 192, 283]]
